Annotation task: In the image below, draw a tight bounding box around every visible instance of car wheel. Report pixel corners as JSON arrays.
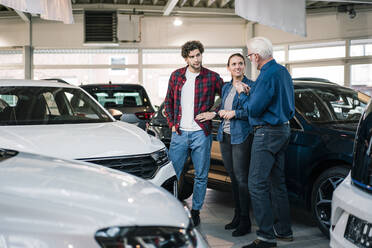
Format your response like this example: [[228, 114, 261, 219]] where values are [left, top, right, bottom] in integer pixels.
[[178, 159, 193, 201], [311, 166, 349, 237]]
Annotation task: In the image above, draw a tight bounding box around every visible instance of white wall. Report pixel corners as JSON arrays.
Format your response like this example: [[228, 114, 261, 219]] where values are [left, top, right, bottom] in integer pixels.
[[0, 15, 247, 48], [255, 10, 372, 45], [0, 10, 372, 48]]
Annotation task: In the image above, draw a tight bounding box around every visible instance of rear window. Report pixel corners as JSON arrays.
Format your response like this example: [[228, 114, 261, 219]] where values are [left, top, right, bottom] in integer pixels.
[[83, 86, 150, 108]]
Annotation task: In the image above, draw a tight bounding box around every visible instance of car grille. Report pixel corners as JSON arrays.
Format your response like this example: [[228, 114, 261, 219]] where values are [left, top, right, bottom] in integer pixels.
[[81, 155, 159, 179]]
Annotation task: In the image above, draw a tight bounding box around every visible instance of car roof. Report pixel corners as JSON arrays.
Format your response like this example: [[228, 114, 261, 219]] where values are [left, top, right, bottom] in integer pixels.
[[0, 79, 78, 89], [293, 79, 343, 88], [81, 84, 145, 89]]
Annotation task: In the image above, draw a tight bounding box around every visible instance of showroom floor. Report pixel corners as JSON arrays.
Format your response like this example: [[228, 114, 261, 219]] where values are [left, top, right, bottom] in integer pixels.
[[184, 189, 330, 248]]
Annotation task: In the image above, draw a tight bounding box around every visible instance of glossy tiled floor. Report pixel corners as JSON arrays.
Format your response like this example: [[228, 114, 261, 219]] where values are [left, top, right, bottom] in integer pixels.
[[184, 189, 330, 248]]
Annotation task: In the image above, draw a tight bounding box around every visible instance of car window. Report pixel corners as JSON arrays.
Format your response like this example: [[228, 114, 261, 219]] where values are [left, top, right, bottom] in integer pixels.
[[84, 87, 149, 108], [0, 86, 112, 125], [295, 90, 332, 122], [295, 86, 369, 123]]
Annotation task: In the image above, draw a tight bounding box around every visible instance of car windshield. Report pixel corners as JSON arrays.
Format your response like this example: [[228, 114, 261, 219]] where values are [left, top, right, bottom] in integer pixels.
[[83, 86, 150, 109], [295, 86, 370, 123], [0, 86, 113, 125]]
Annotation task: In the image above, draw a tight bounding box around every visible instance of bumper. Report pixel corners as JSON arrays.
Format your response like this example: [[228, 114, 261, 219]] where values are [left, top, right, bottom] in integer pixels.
[[148, 161, 177, 197], [330, 173, 372, 248]]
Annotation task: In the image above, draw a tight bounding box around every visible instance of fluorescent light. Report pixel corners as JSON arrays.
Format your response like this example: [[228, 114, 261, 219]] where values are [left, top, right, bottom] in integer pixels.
[[173, 18, 183, 26]]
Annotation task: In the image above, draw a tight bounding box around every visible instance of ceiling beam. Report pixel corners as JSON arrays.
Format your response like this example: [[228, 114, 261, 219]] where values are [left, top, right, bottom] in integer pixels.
[[163, 0, 179, 15], [15, 10, 30, 22], [207, 0, 216, 7], [314, 0, 372, 3], [220, 0, 231, 7], [193, 0, 201, 7], [72, 4, 236, 16], [153, 0, 159, 4], [179, 0, 188, 7], [139, 0, 144, 4]]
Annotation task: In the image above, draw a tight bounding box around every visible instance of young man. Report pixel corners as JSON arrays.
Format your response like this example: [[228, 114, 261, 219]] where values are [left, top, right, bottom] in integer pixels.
[[237, 37, 295, 248], [164, 40, 223, 226]]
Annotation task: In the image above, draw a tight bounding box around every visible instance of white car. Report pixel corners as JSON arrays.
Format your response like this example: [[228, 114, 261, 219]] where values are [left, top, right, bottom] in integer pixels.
[[0, 148, 208, 248], [0, 79, 177, 196], [330, 102, 372, 248]]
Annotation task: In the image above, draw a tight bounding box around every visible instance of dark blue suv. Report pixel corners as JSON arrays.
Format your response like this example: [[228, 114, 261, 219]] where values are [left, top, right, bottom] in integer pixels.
[[146, 79, 370, 237]]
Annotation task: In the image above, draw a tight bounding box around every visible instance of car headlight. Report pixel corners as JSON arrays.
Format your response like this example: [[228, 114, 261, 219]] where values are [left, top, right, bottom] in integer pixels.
[[95, 225, 197, 248], [151, 148, 169, 167]]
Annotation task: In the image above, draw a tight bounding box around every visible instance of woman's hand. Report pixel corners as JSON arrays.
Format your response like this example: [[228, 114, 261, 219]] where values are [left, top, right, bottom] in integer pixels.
[[219, 110, 235, 120], [234, 81, 250, 95], [218, 110, 227, 118]]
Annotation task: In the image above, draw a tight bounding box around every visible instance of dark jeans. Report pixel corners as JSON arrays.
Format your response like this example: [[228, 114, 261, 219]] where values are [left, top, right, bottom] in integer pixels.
[[220, 132, 253, 218], [248, 125, 292, 241]]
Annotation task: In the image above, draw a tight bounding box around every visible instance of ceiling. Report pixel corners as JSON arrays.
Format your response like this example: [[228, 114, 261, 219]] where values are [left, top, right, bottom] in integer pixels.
[[0, 0, 372, 18]]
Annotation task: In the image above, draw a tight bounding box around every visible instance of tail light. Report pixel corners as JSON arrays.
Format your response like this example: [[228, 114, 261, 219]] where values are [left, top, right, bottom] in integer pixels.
[[135, 111, 154, 120]]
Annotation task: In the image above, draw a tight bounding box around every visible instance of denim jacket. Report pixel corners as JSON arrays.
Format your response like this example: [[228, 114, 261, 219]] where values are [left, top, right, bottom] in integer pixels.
[[217, 76, 253, 144]]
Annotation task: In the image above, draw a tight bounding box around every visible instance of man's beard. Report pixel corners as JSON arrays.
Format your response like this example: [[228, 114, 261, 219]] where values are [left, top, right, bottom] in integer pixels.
[[189, 63, 201, 71]]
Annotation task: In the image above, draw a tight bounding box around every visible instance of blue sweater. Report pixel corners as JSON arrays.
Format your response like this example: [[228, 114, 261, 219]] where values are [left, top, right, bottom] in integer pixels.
[[241, 60, 295, 126], [217, 76, 254, 144]]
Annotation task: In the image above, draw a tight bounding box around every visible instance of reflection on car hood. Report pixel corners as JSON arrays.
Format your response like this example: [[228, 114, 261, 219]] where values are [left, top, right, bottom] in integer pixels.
[[0, 152, 188, 236], [0, 121, 163, 159]]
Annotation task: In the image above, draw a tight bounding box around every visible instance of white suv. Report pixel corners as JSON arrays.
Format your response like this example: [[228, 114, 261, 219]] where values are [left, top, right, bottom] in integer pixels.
[[330, 100, 372, 248], [0, 79, 177, 195], [0, 148, 208, 247]]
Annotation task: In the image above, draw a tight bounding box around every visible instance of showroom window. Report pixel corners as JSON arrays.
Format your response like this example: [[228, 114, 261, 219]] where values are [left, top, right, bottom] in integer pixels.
[[34, 49, 138, 65], [143, 68, 177, 106], [0, 49, 24, 79], [350, 64, 372, 95], [33, 49, 139, 85], [273, 46, 285, 63], [143, 49, 184, 65], [289, 41, 345, 61], [350, 39, 372, 57], [291, 65, 344, 85], [142, 48, 243, 106], [203, 48, 243, 64], [34, 68, 139, 86]]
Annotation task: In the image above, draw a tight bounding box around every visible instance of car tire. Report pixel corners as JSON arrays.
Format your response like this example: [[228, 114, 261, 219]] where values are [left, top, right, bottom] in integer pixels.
[[311, 166, 349, 237], [178, 158, 193, 201]]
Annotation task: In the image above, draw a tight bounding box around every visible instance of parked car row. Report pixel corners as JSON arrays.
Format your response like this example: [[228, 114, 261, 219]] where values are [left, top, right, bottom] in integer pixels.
[[0, 79, 209, 247], [146, 78, 371, 238], [81, 83, 155, 130]]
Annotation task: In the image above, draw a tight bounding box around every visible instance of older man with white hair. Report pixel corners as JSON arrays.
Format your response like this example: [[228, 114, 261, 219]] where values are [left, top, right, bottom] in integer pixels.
[[237, 37, 295, 248]]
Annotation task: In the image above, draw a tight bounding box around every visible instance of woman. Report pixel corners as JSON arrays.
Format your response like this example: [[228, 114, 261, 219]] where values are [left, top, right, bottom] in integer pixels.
[[217, 53, 253, 237]]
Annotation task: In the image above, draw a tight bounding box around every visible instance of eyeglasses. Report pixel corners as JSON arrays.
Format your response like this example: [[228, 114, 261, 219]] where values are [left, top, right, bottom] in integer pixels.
[[246, 53, 255, 58]]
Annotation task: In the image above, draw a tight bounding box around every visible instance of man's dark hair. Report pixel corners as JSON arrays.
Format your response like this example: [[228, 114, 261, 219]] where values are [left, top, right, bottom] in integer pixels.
[[181, 40, 204, 58]]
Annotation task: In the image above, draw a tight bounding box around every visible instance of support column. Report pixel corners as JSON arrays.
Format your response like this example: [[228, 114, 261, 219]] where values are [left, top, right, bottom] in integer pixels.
[[24, 46, 33, 80]]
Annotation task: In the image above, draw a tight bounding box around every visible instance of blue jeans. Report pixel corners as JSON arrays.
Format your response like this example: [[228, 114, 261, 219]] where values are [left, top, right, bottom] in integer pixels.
[[220, 132, 253, 219], [169, 130, 212, 210], [248, 125, 292, 241]]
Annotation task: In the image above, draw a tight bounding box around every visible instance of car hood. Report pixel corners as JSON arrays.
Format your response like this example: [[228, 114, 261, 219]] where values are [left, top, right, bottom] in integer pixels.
[[319, 122, 358, 133], [0, 152, 189, 233], [0, 121, 164, 159]]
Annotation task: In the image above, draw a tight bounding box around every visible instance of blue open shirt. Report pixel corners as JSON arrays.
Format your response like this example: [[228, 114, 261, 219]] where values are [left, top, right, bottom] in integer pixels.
[[241, 60, 295, 126], [217, 76, 254, 144]]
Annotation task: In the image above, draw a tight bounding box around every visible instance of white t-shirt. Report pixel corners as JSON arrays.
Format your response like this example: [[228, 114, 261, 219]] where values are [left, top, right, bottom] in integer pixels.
[[180, 69, 202, 131]]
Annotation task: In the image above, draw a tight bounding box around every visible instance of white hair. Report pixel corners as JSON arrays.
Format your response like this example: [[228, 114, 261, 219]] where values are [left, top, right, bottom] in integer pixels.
[[247, 37, 273, 60]]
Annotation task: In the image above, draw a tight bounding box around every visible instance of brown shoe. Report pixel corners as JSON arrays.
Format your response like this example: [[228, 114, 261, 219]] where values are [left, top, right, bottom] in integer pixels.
[[242, 239, 277, 248]]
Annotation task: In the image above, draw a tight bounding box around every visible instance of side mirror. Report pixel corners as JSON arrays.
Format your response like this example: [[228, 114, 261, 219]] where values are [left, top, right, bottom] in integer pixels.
[[108, 108, 123, 120]]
